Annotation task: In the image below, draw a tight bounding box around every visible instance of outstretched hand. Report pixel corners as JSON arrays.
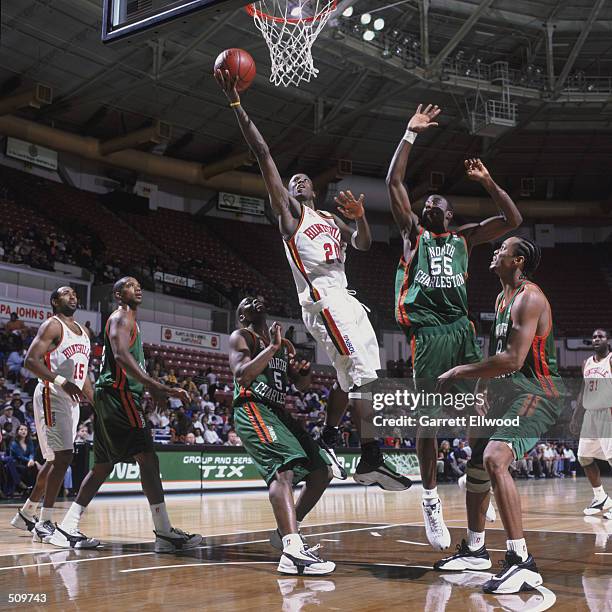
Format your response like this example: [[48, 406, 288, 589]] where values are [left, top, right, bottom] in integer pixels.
[[214, 69, 240, 105], [465, 158, 491, 183], [269, 321, 282, 351], [407, 104, 441, 133], [288, 354, 311, 378], [335, 190, 365, 220]]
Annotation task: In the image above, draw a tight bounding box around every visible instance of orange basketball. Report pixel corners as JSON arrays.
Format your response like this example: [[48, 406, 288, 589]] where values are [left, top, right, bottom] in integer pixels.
[[214, 48, 256, 93]]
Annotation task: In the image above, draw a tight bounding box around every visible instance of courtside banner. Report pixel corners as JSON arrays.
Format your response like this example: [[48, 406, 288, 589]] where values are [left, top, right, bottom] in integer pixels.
[[218, 191, 266, 216], [94, 447, 420, 493], [160, 325, 220, 350], [0, 299, 54, 323]]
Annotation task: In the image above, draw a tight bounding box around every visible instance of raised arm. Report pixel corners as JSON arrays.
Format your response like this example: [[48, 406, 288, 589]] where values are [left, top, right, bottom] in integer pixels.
[[215, 70, 299, 239], [334, 190, 371, 251], [24, 318, 83, 402], [229, 323, 282, 388], [438, 287, 546, 382], [459, 159, 523, 250], [386, 104, 440, 249]]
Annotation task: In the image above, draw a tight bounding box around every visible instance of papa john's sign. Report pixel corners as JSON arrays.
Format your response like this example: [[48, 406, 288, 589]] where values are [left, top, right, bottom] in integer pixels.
[[161, 325, 220, 350], [0, 299, 53, 323]]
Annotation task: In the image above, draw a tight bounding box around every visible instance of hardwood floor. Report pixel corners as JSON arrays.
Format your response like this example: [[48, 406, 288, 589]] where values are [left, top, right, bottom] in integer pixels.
[[1, 478, 610, 611]]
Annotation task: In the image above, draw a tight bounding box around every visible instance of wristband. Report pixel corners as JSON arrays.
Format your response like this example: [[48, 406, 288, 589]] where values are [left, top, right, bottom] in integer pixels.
[[54, 375, 67, 387], [351, 230, 359, 248], [229, 101, 241, 108], [402, 129, 417, 144]]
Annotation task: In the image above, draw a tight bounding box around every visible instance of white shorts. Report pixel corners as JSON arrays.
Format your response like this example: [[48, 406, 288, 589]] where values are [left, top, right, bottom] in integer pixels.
[[578, 408, 612, 461], [302, 290, 380, 393], [33, 382, 79, 461]]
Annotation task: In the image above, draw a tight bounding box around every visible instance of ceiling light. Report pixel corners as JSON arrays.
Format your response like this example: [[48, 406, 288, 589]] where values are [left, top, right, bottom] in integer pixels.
[[381, 46, 392, 59], [290, 6, 302, 17], [342, 6, 353, 17], [360, 13, 372, 25], [373, 18, 385, 31], [363, 29, 375, 41]]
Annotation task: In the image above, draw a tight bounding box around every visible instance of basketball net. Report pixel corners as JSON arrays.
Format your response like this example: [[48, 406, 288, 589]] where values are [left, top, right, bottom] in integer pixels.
[[247, 0, 337, 87]]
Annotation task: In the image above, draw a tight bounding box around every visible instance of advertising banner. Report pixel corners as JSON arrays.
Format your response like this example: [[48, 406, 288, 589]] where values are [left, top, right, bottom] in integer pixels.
[[160, 325, 220, 350]]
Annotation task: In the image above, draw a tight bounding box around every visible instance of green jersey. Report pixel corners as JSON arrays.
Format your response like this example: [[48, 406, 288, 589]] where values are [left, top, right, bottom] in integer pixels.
[[396, 228, 469, 329], [233, 330, 290, 410], [96, 314, 146, 397], [490, 281, 563, 398]]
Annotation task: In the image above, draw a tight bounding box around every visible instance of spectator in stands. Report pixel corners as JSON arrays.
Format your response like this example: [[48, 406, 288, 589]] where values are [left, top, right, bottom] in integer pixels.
[[76, 424, 93, 443], [562, 445, 576, 476], [193, 428, 205, 444], [437, 440, 452, 482], [181, 376, 198, 396], [0, 405, 20, 439], [171, 408, 191, 440], [6, 312, 25, 335], [224, 429, 242, 446], [0, 427, 21, 498], [190, 412, 204, 433], [450, 440, 469, 478], [542, 443, 556, 477], [200, 394, 215, 413], [6, 348, 24, 384], [185, 433, 196, 445], [0, 377, 9, 404], [529, 446, 544, 478], [204, 423, 222, 445], [515, 453, 534, 478], [10, 424, 39, 488], [197, 379, 208, 398], [205, 367, 218, 401], [165, 368, 178, 386], [6, 391, 26, 423]]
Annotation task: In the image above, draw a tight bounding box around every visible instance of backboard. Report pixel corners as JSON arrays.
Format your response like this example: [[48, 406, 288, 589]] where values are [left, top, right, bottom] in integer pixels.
[[102, 0, 247, 44]]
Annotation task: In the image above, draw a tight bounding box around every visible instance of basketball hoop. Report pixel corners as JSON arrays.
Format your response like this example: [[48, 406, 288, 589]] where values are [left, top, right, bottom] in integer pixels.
[[246, 0, 337, 88]]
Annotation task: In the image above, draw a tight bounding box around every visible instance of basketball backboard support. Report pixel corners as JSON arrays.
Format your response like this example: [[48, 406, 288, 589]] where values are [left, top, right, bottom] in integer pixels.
[[102, 0, 248, 44]]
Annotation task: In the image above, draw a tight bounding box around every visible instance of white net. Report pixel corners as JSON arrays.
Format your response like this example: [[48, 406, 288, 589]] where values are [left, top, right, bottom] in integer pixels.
[[247, 0, 337, 88]]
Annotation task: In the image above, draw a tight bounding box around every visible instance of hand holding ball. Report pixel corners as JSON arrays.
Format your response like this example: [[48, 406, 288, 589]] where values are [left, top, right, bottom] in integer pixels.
[[214, 48, 256, 94]]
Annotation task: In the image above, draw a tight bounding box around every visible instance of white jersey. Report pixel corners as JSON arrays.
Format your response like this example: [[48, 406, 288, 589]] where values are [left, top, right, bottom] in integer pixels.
[[42, 316, 91, 393], [583, 353, 612, 410], [283, 205, 348, 306]]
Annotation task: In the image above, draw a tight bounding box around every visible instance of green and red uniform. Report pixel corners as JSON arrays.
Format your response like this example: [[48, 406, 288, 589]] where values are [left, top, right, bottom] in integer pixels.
[[93, 315, 153, 464]]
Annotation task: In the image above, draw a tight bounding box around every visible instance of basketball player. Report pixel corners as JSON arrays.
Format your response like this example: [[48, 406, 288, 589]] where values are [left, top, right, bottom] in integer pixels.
[[11, 286, 92, 541], [216, 70, 410, 490], [387, 104, 522, 548], [230, 296, 334, 575], [434, 237, 564, 594], [570, 328, 612, 518], [50, 277, 202, 551]]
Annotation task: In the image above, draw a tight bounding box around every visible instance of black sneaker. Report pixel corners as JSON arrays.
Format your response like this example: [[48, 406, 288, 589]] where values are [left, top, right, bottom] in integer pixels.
[[353, 456, 412, 491], [434, 539, 492, 571], [482, 551, 543, 594], [318, 437, 348, 480]]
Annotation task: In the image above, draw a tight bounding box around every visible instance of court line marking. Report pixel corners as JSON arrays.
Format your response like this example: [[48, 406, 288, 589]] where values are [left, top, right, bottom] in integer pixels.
[[595, 552, 612, 555], [121, 561, 278, 573], [0, 552, 156, 571], [396, 540, 429, 546]]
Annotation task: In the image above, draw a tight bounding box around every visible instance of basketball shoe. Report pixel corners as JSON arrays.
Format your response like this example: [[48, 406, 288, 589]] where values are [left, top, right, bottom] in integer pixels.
[[278, 542, 335, 576], [318, 429, 347, 480], [270, 528, 304, 551], [11, 510, 37, 532], [482, 551, 542, 594], [353, 445, 412, 491], [583, 494, 612, 515], [32, 520, 56, 544], [49, 524, 100, 549], [154, 527, 203, 553], [458, 474, 496, 522], [423, 498, 451, 550], [434, 539, 492, 571]]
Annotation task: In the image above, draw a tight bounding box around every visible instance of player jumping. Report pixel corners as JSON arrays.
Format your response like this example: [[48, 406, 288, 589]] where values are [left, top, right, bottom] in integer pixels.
[[570, 328, 612, 518], [229, 296, 334, 575], [434, 237, 564, 594], [216, 70, 410, 491], [386, 104, 523, 549]]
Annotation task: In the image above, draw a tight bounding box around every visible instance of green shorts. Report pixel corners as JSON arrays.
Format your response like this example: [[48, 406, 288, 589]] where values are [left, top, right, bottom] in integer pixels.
[[471, 391, 563, 462], [409, 316, 482, 415], [93, 387, 154, 465], [234, 401, 330, 486]]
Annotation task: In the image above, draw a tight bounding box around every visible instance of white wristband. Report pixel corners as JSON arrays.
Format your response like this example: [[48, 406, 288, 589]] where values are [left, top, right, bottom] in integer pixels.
[[351, 230, 359, 248], [54, 375, 67, 387], [402, 129, 417, 144]]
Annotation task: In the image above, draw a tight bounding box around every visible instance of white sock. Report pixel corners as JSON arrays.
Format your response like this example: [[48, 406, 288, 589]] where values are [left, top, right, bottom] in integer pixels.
[[467, 529, 485, 551], [593, 485, 606, 500], [507, 538, 528, 562], [423, 487, 439, 505], [60, 503, 86, 532], [21, 498, 39, 518], [150, 502, 172, 534], [39, 507, 54, 523], [282, 533, 303, 551]]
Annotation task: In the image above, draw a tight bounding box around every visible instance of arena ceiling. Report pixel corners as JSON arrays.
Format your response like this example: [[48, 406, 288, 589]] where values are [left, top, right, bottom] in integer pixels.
[[1, 0, 612, 202]]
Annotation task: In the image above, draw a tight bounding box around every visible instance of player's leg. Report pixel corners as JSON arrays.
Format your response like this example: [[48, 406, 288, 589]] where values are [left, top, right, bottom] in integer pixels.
[[319, 382, 348, 480], [435, 439, 492, 571]]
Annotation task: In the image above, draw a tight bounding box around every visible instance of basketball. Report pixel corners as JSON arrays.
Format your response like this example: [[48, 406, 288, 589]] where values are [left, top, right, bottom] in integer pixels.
[[214, 48, 256, 92]]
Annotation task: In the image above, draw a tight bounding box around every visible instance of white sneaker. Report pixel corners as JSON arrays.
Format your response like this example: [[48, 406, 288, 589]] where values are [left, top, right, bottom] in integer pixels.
[[603, 510, 612, 520], [318, 439, 348, 480], [583, 495, 612, 516], [33, 520, 56, 543], [50, 524, 100, 549], [278, 544, 335, 575], [11, 510, 37, 532], [482, 552, 542, 594], [154, 527, 203, 553], [423, 499, 451, 551], [458, 474, 496, 522]]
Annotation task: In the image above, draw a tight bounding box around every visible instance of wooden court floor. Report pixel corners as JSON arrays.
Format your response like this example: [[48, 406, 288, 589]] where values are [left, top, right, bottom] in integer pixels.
[[1, 478, 610, 611]]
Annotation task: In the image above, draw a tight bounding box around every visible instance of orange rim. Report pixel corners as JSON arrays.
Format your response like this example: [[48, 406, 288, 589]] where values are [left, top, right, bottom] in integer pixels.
[[246, 2, 337, 25]]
